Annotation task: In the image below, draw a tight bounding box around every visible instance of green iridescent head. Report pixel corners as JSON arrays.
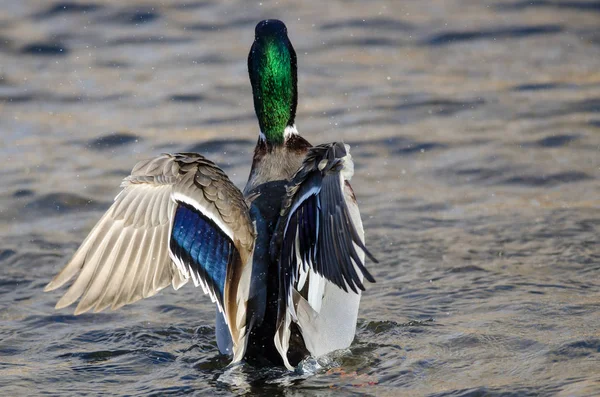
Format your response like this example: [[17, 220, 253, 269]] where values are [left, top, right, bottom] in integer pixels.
[[248, 19, 297, 145]]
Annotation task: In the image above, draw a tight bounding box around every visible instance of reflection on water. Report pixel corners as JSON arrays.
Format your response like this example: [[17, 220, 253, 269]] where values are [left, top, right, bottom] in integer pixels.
[[1, 0, 599, 395]]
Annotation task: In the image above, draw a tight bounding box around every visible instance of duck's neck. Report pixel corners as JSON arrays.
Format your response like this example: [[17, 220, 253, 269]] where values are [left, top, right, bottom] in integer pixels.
[[248, 21, 298, 145]]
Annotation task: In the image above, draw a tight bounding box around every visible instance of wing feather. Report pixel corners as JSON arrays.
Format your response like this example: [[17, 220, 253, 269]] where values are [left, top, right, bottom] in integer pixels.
[[49, 211, 113, 299], [144, 227, 161, 297], [93, 227, 135, 312], [54, 215, 114, 310], [75, 226, 123, 314], [110, 228, 146, 310]]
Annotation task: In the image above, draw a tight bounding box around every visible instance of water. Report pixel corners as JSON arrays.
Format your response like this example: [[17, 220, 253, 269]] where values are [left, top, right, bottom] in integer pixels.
[[1, 0, 599, 395]]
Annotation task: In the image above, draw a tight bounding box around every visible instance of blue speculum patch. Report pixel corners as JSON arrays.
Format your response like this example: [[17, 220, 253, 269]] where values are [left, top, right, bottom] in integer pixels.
[[171, 202, 233, 302]]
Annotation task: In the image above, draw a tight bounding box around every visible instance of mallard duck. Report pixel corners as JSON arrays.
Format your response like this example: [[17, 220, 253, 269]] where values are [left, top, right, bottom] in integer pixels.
[[45, 19, 377, 370]]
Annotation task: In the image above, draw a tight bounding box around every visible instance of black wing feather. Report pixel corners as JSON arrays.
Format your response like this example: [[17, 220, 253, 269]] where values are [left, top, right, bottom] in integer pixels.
[[274, 143, 377, 326]]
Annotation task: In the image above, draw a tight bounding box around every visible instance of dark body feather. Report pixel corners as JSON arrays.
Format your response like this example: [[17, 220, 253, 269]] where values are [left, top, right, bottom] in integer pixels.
[[238, 135, 312, 366]]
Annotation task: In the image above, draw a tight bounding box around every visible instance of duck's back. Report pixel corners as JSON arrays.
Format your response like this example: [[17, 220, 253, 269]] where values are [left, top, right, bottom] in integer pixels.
[[217, 135, 312, 366], [244, 135, 312, 195]]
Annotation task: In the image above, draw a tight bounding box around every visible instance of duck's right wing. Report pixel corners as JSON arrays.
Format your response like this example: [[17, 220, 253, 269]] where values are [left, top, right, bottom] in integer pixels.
[[44, 153, 255, 362]]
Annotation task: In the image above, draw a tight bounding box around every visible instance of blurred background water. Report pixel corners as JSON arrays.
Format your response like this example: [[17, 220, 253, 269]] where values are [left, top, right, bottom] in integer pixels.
[[0, 0, 599, 395]]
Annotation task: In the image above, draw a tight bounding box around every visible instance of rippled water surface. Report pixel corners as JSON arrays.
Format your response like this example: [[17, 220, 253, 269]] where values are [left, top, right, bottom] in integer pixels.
[[1, 0, 599, 395]]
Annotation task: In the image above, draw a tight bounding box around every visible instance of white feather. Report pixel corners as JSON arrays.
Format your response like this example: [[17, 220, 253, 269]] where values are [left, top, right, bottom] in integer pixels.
[[284, 124, 298, 139]]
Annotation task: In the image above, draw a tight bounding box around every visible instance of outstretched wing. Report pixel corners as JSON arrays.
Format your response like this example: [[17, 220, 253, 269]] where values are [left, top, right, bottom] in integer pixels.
[[272, 142, 377, 324], [45, 153, 255, 360]]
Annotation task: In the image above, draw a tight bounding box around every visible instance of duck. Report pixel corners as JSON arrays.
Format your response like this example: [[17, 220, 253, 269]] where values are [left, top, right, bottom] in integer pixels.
[[45, 19, 377, 370]]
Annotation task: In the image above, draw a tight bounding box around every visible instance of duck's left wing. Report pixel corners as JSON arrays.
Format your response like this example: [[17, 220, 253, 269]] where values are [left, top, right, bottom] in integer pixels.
[[274, 142, 377, 308], [271, 143, 377, 366]]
